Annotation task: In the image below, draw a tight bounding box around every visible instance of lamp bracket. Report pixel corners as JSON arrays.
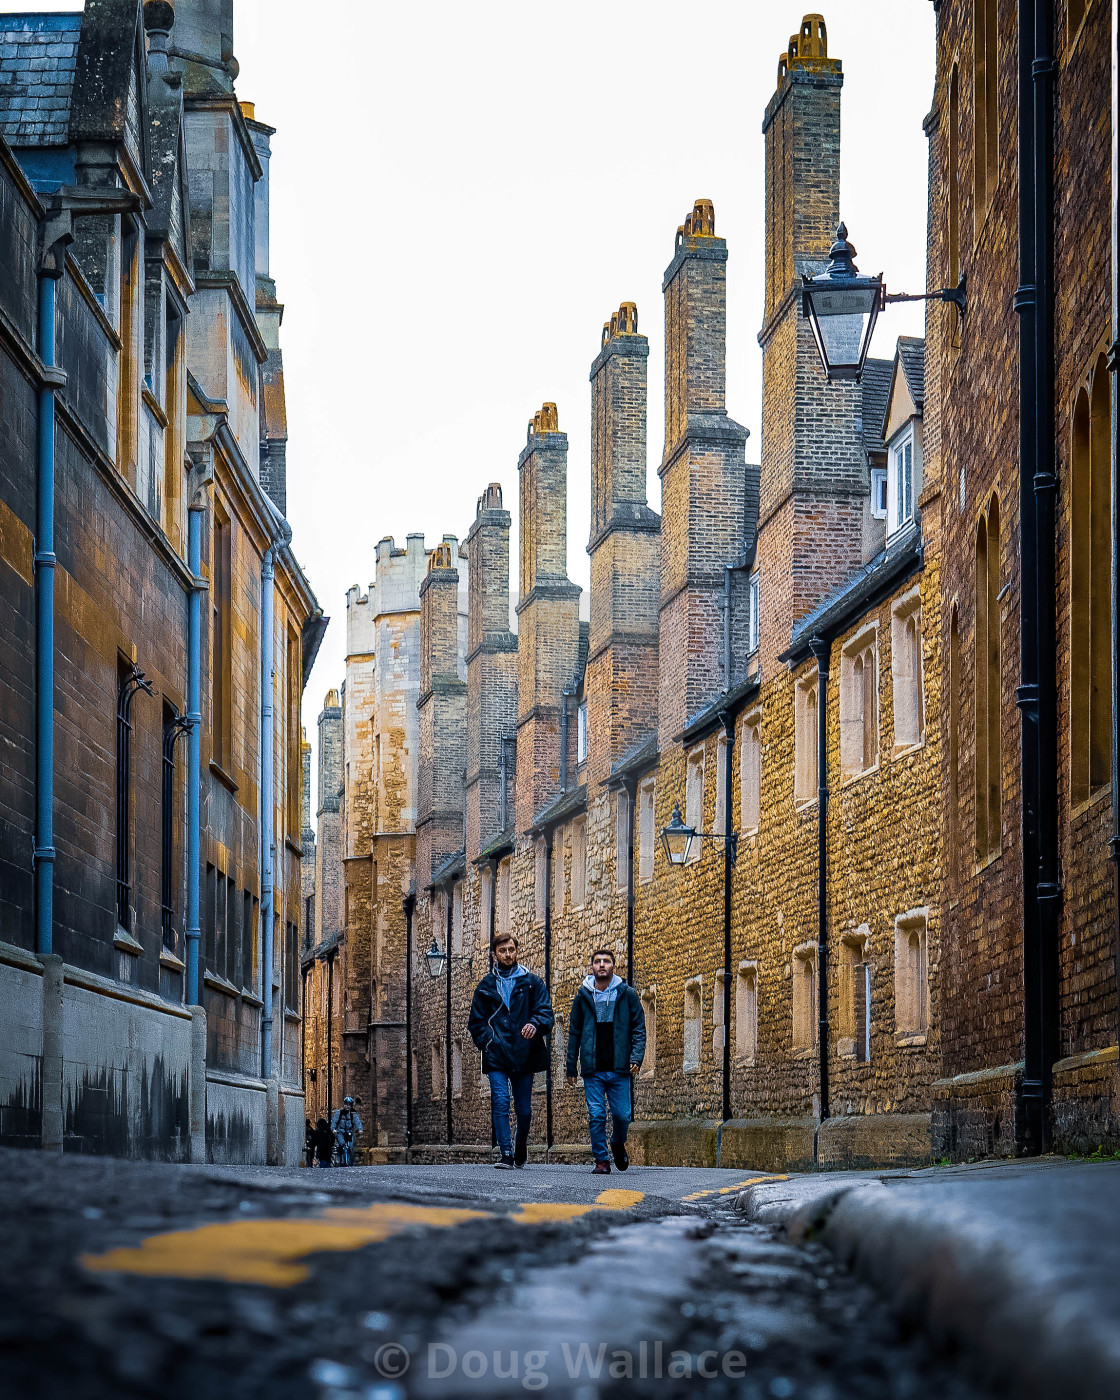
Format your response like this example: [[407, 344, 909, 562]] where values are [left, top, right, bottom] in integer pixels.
[[884, 272, 967, 316]]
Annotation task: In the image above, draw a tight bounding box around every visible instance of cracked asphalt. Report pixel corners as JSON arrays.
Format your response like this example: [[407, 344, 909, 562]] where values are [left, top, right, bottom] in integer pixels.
[[0, 1149, 1003, 1399]]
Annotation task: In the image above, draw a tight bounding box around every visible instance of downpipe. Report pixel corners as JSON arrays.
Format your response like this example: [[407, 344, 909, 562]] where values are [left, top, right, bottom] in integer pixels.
[[810, 637, 832, 1142], [543, 831, 554, 1151], [404, 891, 415, 1155], [1109, 0, 1120, 1056], [186, 503, 205, 1005], [722, 712, 735, 1126], [260, 545, 276, 1078]]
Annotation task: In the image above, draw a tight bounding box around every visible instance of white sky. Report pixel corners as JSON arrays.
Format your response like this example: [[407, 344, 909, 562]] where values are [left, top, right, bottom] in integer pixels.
[[5, 1, 936, 782]]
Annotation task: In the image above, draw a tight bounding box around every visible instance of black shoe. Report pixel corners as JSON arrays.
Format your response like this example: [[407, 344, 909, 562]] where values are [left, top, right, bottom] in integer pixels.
[[611, 1141, 629, 1172], [495, 1155, 515, 1170], [514, 1141, 528, 1168], [593, 1160, 611, 1174]]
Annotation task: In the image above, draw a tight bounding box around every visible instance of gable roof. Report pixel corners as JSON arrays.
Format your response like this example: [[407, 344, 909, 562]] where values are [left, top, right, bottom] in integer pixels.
[[860, 357, 893, 454], [897, 336, 925, 410], [0, 13, 81, 147]]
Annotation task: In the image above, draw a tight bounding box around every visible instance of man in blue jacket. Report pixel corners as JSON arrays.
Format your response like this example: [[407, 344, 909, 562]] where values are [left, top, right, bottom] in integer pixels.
[[468, 933, 554, 1168], [565, 948, 645, 1173]]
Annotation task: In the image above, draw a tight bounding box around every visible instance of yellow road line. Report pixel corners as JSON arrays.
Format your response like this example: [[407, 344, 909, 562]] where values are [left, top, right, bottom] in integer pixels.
[[681, 1174, 788, 1203], [80, 1190, 647, 1287]]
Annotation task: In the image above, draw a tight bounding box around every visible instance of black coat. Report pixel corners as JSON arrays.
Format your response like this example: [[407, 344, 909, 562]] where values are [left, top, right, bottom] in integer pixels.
[[565, 982, 646, 1078], [468, 968, 554, 1075]]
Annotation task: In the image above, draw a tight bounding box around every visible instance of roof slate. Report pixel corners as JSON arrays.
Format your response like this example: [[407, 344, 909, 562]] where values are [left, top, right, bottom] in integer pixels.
[[860, 357, 893, 453], [0, 14, 81, 148], [897, 336, 926, 410]]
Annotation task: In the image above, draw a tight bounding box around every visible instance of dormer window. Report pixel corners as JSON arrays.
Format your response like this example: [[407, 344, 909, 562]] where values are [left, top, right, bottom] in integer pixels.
[[747, 568, 760, 654], [871, 467, 888, 520], [576, 700, 588, 765], [888, 430, 915, 536]]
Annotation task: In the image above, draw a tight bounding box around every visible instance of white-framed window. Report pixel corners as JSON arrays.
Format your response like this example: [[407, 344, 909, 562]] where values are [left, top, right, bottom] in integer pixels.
[[638, 778, 656, 883], [871, 466, 888, 520], [794, 669, 819, 805], [683, 977, 702, 1072], [840, 626, 879, 779], [576, 700, 588, 765], [615, 790, 629, 891], [894, 910, 929, 1038], [888, 429, 915, 535], [740, 710, 761, 834], [735, 962, 758, 1064], [792, 945, 818, 1053], [891, 591, 925, 751], [570, 817, 587, 907], [747, 568, 760, 654], [640, 988, 657, 1078], [685, 747, 704, 862]]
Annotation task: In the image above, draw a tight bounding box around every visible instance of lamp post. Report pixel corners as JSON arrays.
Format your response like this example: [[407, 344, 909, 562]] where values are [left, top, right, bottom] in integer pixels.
[[801, 223, 966, 383], [662, 784, 739, 1126], [424, 926, 453, 1146]]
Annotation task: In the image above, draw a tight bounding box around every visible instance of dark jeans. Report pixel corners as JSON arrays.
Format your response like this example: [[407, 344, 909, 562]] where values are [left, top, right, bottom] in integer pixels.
[[583, 1070, 632, 1161], [489, 1070, 534, 1157]]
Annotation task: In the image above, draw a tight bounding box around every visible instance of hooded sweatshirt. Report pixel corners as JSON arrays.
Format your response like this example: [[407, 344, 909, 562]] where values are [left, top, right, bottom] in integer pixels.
[[495, 962, 528, 1009], [584, 972, 624, 1072]]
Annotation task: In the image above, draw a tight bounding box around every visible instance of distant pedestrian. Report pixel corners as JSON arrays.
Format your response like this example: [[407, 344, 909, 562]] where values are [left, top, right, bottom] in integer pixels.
[[303, 1117, 315, 1169], [330, 1096, 363, 1165], [565, 948, 645, 1174], [311, 1117, 334, 1168], [468, 933, 554, 1169]]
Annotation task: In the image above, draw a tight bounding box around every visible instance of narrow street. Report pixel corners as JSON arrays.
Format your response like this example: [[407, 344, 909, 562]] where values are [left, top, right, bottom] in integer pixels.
[[2, 1149, 997, 1400]]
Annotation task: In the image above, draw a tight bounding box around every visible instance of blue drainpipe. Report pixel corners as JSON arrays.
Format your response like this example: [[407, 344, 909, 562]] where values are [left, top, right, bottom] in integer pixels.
[[185, 502, 205, 1005], [260, 545, 276, 1078], [34, 259, 65, 956]]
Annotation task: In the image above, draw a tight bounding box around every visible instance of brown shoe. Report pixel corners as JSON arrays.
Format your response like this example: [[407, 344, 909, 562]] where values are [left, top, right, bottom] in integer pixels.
[[593, 1160, 611, 1174]]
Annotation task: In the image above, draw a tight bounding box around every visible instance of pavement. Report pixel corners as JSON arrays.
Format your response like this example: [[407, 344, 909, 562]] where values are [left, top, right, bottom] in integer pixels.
[[736, 1156, 1120, 1400], [0, 1148, 999, 1400]]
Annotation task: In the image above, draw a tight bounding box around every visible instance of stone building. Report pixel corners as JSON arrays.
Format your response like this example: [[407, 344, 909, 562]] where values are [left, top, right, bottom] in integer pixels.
[[925, 0, 1117, 1156], [309, 7, 1118, 1166], [0, 0, 323, 1163]]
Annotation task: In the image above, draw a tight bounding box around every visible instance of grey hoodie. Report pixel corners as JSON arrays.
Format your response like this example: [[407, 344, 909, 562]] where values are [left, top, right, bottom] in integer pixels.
[[583, 972, 624, 1021]]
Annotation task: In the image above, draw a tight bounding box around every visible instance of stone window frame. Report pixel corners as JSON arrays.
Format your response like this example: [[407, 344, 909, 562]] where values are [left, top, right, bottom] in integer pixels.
[[639, 987, 657, 1080], [451, 879, 465, 954], [570, 816, 588, 909], [496, 856, 512, 935], [894, 909, 930, 1045], [615, 790, 629, 892], [791, 943, 818, 1058], [890, 587, 926, 755], [480, 865, 493, 948], [839, 622, 880, 783], [735, 960, 759, 1066], [683, 975, 703, 1074], [451, 1037, 464, 1099], [713, 731, 729, 838], [837, 925, 871, 1060], [974, 493, 1002, 864], [712, 970, 727, 1059], [638, 777, 656, 883], [740, 708, 762, 836], [430, 1038, 444, 1100], [685, 746, 705, 863], [794, 666, 819, 807], [534, 839, 548, 923]]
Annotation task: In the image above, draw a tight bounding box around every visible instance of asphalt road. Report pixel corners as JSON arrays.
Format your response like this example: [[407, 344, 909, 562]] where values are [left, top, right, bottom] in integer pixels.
[[0, 1149, 1002, 1399]]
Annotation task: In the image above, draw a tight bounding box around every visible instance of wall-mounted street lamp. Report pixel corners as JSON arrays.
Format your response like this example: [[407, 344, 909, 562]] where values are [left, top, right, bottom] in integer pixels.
[[661, 803, 738, 867], [801, 223, 967, 383], [424, 937, 446, 981]]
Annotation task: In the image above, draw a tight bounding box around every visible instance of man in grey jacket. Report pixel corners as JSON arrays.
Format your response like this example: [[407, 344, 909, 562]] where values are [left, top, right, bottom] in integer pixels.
[[565, 948, 645, 1173]]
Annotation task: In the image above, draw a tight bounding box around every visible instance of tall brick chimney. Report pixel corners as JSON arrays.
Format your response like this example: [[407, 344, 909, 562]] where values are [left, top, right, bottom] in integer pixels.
[[464, 485, 519, 857], [586, 304, 661, 788], [416, 542, 467, 884], [515, 406, 582, 828], [757, 14, 866, 664], [658, 201, 752, 746]]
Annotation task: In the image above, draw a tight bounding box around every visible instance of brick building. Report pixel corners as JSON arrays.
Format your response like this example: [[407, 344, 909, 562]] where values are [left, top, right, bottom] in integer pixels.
[[0, 0, 323, 1163], [309, 7, 1118, 1165]]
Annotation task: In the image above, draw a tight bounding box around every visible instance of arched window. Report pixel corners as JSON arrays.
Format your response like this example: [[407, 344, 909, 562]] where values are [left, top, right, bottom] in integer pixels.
[[973, 0, 999, 226], [1070, 357, 1113, 805], [975, 497, 1001, 860]]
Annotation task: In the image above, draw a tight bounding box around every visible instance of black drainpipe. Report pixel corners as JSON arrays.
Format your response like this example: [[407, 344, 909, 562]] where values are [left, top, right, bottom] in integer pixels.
[[624, 778, 637, 987], [543, 830, 554, 1152], [325, 952, 335, 1117], [403, 891, 415, 1156], [1109, 0, 1120, 1062], [810, 637, 832, 1136], [559, 688, 574, 793], [1016, 0, 1061, 1156], [721, 711, 736, 1126], [488, 856, 498, 1153], [445, 881, 454, 1146]]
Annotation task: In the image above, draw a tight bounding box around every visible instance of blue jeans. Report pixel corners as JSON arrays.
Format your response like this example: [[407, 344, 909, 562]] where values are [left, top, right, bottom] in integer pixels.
[[583, 1070, 633, 1162], [489, 1070, 534, 1158]]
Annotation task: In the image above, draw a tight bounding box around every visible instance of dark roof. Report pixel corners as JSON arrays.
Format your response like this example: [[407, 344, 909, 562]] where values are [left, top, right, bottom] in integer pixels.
[[782, 519, 923, 665], [530, 784, 587, 835], [476, 827, 516, 863], [675, 670, 762, 747], [429, 848, 466, 890], [608, 735, 659, 787], [897, 337, 926, 411], [860, 358, 893, 453], [0, 14, 81, 148], [574, 621, 589, 692]]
